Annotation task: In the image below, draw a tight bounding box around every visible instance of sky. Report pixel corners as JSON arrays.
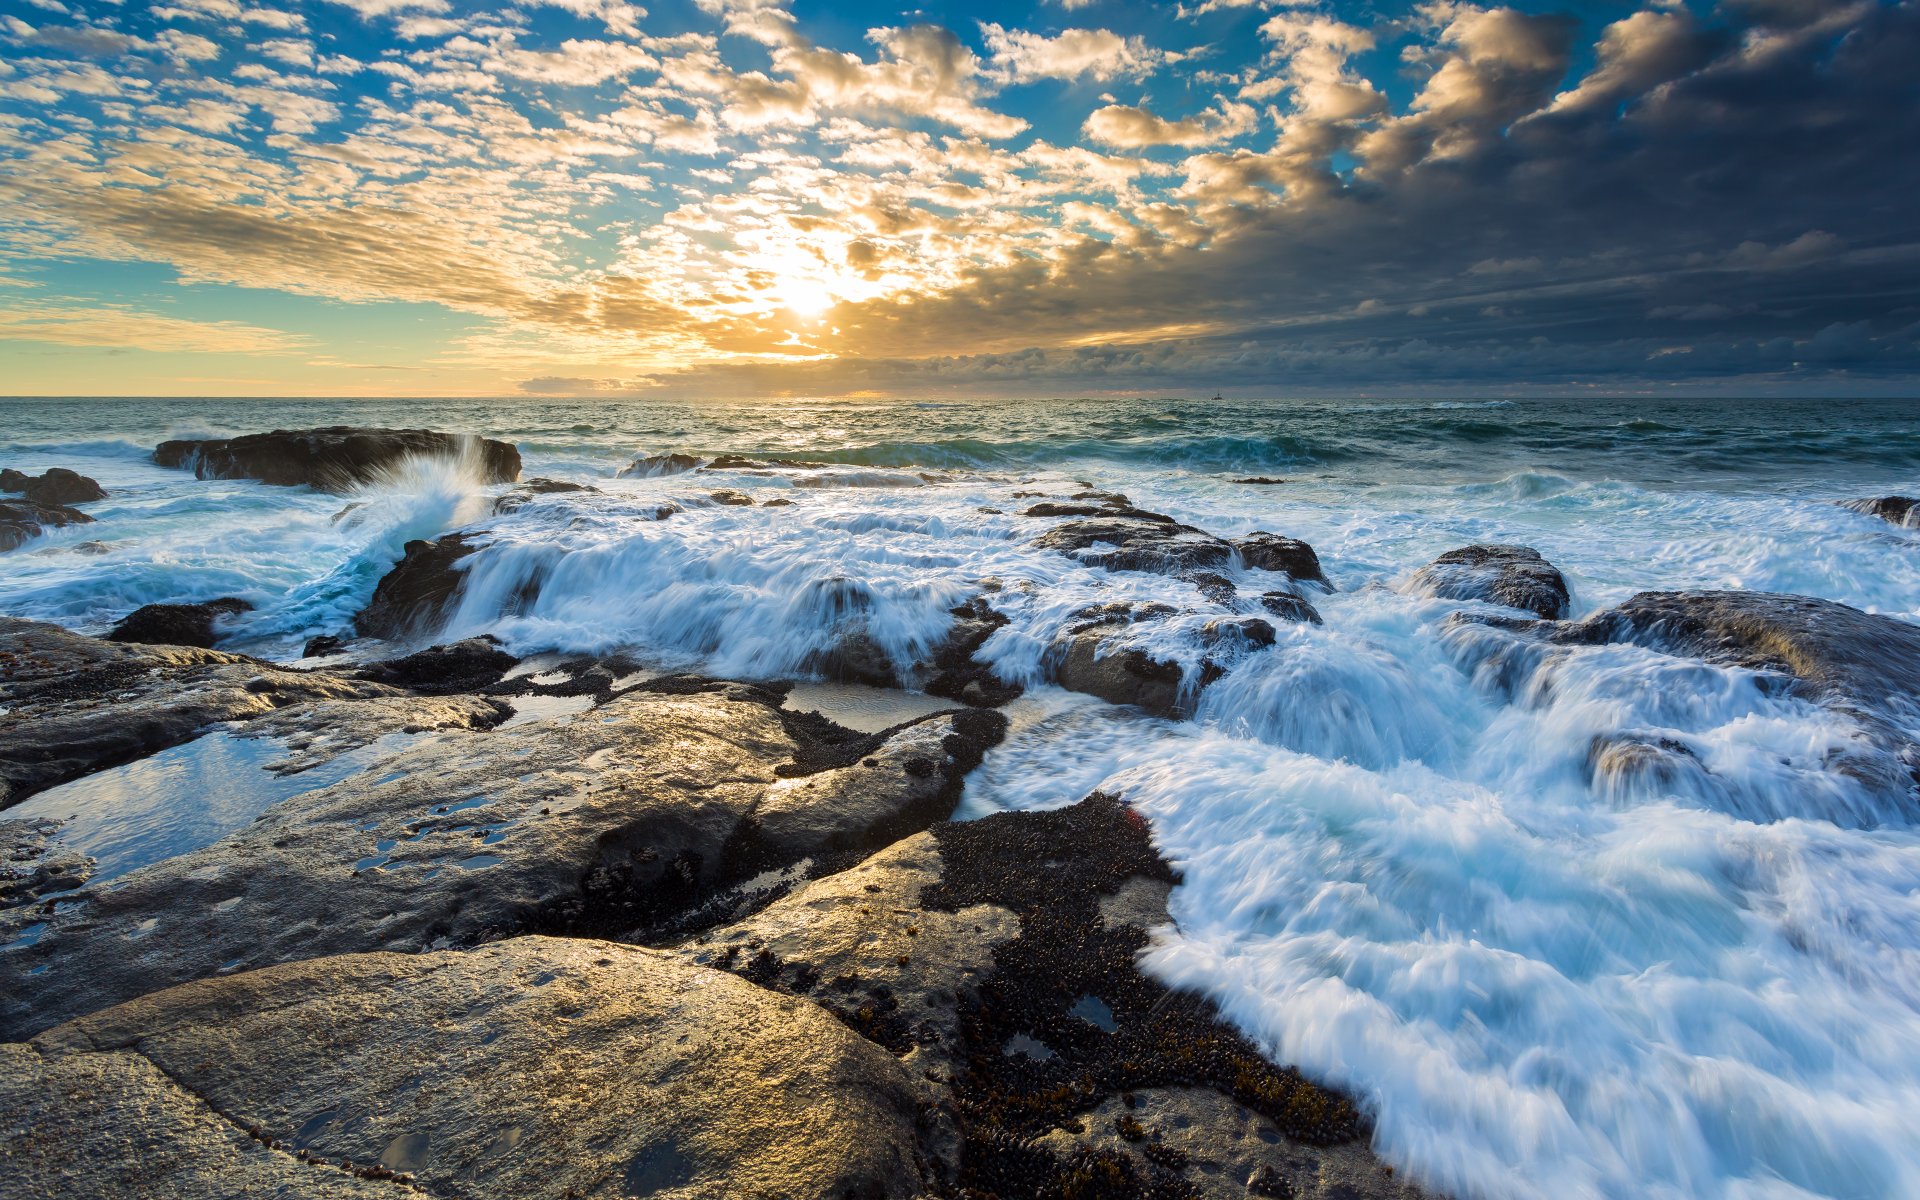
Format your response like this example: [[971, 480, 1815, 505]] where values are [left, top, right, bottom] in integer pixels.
[[0, 0, 1915, 398]]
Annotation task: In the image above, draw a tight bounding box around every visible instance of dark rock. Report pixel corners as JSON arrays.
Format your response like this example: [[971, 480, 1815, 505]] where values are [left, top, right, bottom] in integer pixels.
[[620, 452, 703, 477], [1032, 513, 1233, 575], [1233, 476, 1288, 485], [0, 618, 409, 810], [708, 454, 830, 471], [1202, 616, 1276, 650], [1235, 533, 1329, 588], [356, 636, 518, 695], [0, 499, 93, 553], [2, 937, 928, 1200], [1261, 591, 1324, 625], [491, 478, 597, 515], [810, 629, 900, 688], [0, 687, 1003, 1036], [1413, 544, 1570, 619], [355, 533, 479, 640], [0, 467, 106, 506], [1, 818, 94, 910], [301, 635, 346, 659], [154, 427, 520, 491], [1188, 571, 1238, 605], [763, 496, 795, 507], [921, 596, 1023, 707], [709, 489, 755, 506], [1052, 623, 1187, 717], [106, 599, 253, 649], [1841, 496, 1919, 527]]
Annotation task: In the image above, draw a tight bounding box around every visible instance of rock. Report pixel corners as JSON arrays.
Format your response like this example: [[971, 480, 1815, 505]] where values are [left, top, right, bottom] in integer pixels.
[[1841, 496, 1919, 527], [355, 533, 479, 640], [491, 478, 597, 515], [1032, 512, 1233, 575], [1, 817, 94, 910], [105, 598, 253, 649], [709, 488, 755, 506], [1261, 590, 1324, 624], [0, 467, 106, 506], [1412, 544, 1570, 619], [618, 451, 703, 477], [0, 682, 1005, 1037], [0, 498, 93, 553], [154, 427, 520, 491], [763, 496, 795, 507], [811, 629, 901, 688], [2, 936, 927, 1200], [687, 793, 1402, 1197], [708, 454, 830, 471], [1189, 570, 1238, 606], [921, 596, 1024, 707], [1201, 616, 1276, 650], [1024, 501, 1174, 521], [1234, 533, 1329, 588], [0, 618, 399, 810], [355, 636, 518, 695], [301, 634, 346, 658], [1233, 476, 1288, 485], [1051, 621, 1188, 717]]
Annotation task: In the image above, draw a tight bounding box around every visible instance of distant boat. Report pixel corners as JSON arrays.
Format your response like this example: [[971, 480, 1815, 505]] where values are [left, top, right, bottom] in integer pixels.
[[1210, 392, 1224, 402]]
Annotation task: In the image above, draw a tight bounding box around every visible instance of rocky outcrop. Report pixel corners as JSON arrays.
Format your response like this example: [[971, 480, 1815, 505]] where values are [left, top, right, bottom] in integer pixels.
[[1411, 544, 1570, 619], [1235, 532, 1329, 588], [920, 595, 1024, 707], [1051, 610, 1189, 717], [1, 467, 106, 506], [0, 618, 401, 810], [710, 488, 755, 506], [0, 679, 1003, 1037], [355, 533, 480, 640], [154, 427, 520, 491], [0, 498, 92, 553], [686, 793, 1420, 1199], [1032, 510, 1233, 575], [1841, 496, 1918, 527], [106, 598, 253, 649], [491, 478, 597, 515], [619, 451, 702, 477], [2, 937, 926, 1199]]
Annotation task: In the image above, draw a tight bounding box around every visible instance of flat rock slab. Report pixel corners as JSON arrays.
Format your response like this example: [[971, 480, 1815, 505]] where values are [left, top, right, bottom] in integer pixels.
[[0, 683, 996, 1038], [2, 936, 925, 1200], [154, 427, 521, 491], [0, 618, 402, 809]]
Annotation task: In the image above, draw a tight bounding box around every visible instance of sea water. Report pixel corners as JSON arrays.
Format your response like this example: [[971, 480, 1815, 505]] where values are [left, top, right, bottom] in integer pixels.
[[5, 394, 1920, 1199]]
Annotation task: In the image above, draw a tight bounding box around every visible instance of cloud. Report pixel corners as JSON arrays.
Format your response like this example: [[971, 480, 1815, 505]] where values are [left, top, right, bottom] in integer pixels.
[[981, 24, 1176, 84], [1083, 98, 1257, 147], [0, 302, 310, 353]]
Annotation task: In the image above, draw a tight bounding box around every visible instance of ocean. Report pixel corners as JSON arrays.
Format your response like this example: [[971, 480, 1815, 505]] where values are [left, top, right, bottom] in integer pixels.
[[6, 394, 1920, 1199]]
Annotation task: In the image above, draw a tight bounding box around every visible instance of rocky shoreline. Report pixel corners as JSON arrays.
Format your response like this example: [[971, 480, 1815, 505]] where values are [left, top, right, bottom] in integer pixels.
[[6, 427, 1920, 1198]]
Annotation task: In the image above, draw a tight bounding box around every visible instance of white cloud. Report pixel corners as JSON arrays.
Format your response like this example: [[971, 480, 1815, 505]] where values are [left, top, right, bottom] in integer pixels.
[[1083, 97, 1257, 148]]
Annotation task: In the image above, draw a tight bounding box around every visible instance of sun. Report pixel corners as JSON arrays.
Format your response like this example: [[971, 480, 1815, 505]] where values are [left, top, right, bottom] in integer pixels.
[[777, 275, 837, 318]]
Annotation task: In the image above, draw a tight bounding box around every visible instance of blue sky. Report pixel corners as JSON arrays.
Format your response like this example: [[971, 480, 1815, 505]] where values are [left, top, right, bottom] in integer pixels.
[[0, 0, 1914, 396]]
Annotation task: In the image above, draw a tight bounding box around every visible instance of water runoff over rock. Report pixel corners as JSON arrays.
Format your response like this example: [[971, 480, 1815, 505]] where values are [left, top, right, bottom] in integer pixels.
[[8, 395, 1920, 1199]]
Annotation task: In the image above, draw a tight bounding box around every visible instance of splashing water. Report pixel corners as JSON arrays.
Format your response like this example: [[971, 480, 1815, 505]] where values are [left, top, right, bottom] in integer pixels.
[[7, 395, 1920, 1199]]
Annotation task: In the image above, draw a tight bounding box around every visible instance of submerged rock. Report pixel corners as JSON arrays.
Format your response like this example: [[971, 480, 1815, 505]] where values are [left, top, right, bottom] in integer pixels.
[[1412, 544, 1570, 619], [0, 618, 399, 810], [0, 681, 1003, 1037], [1261, 590, 1324, 624], [491, 477, 597, 515], [0, 467, 107, 506], [0, 498, 93, 553], [154, 427, 520, 491], [1841, 496, 1919, 528], [920, 595, 1024, 707], [618, 451, 703, 477], [2, 936, 926, 1200], [106, 598, 254, 649], [1234, 532, 1329, 588], [355, 533, 480, 640]]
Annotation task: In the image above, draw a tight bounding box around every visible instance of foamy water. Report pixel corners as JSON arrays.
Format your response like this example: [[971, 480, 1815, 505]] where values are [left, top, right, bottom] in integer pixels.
[[6, 395, 1920, 1199]]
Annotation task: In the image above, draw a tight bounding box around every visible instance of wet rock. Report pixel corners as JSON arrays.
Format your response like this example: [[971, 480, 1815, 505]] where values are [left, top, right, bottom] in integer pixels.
[[709, 488, 755, 506], [1, 817, 94, 910], [155, 427, 520, 491], [920, 595, 1024, 708], [1261, 591, 1324, 625], [1051, 622, 1188, 717], [0, 618, 397, 810], [106, 598, 254, 649], [1412, 544, 1570, 619], [491, 478, 597, 515], [618, 451, 703, 477], [811, 629, 901, 688], [1840, 496, 1919, 527], [0, 467, 107, 506], [355, 533, 480, 641], [1201, 616, 1277, 650], [1588, 732, 1704, 796], [1032, 512, 1233, 575], [301, 634, 346, 658], [1233, 476, 1288, 485], [0, 498, 93, 554], [1189, 571, 1239, 606], [2, 936, 927, 1199], [762, 496, 795, 507], [0, 685, 1003, 1037], [708, 454, 830, 471], [355, 636, 519, 695], [1235, 533, 1329, 589], [699, 793, 1393, 1197]]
